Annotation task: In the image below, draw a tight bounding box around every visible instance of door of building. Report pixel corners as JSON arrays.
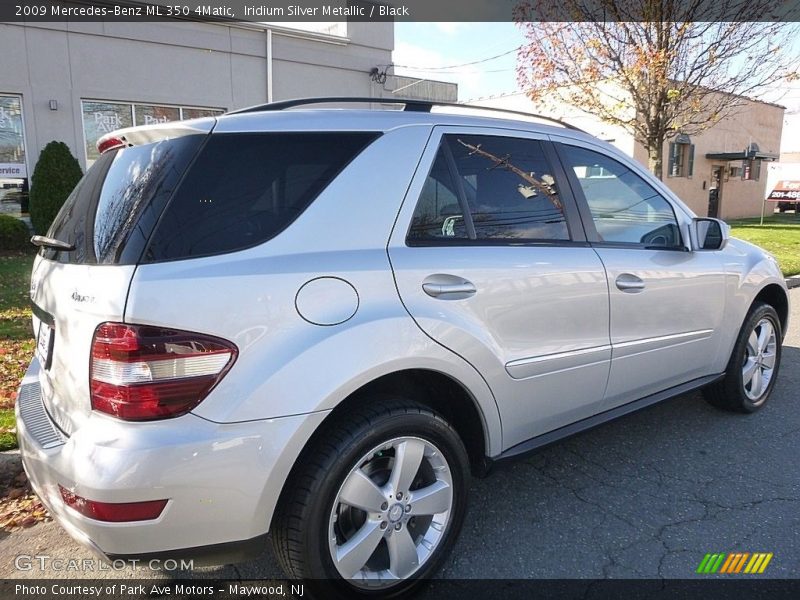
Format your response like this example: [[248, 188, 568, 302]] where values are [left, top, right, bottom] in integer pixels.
[[708, 166, 723, 217]]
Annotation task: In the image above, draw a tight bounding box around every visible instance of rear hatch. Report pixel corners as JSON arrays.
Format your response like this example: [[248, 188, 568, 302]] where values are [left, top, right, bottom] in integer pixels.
[[30, 120, 214, 435]]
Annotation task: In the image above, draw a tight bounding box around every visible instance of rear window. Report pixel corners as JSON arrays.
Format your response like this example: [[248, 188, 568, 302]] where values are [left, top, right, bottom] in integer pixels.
[[143, 132, 379, 262], [43, 135, 206, 265]]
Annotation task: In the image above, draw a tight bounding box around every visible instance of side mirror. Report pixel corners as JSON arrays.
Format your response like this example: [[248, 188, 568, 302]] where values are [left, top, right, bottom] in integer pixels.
[[691, 217, 729, 251]]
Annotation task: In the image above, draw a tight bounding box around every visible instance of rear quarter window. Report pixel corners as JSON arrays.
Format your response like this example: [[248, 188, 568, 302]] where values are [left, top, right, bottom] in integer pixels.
[[143, 132, 379, 262]]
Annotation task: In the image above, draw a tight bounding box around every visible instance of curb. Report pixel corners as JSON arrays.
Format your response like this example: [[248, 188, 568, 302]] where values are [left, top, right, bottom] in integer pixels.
[[787, 276, 800, 290]]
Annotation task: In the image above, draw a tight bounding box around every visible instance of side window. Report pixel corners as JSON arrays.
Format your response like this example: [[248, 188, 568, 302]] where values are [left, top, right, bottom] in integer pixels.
[[408, 134, 568, 243], [560, 145, 683, 248], [144, 132, 378, 261]]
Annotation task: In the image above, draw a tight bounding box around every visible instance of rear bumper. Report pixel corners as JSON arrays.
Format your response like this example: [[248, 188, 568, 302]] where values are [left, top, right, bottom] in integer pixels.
[[16, 357, 328, 562]]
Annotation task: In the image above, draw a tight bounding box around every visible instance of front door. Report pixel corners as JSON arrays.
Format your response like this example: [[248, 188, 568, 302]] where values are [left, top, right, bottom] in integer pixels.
[[708, 166, 723, 217], [389, 128, 611, 449], [555, 141, 727, 408]]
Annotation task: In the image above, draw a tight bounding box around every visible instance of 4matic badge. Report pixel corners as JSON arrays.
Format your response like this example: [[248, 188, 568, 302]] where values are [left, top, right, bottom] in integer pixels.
[[71, 291, 94, 303]]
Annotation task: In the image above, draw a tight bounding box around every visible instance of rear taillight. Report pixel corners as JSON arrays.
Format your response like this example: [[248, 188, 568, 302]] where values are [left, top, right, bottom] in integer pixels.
[[59, 485, 167, 522], [90, 322, 237, 421], [96, 136, 126, 154]]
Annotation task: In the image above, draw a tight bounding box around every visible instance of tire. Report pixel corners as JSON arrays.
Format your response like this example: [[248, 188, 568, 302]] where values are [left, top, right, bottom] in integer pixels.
[[271, 397, 470, 599], [703, 301, 782, 413]]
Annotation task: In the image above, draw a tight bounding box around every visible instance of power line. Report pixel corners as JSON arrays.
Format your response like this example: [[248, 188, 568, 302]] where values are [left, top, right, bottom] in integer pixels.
[[388, 46, 521, 72], [396, 67, 515, 75]]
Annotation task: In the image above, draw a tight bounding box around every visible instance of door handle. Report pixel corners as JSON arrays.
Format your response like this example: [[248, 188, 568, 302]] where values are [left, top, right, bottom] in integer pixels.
[[422, 281, 476, 298], [615, 273, 645, 293]]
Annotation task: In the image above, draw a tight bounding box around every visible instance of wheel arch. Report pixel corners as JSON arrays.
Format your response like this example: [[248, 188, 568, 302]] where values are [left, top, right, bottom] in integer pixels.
[[753, 283, 789, 339], [331, 369, 490, 474], [268, 368, 494, 532]]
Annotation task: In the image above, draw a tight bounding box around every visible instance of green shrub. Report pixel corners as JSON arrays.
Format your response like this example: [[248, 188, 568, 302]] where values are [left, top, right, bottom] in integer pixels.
[[29, 141, 82, 234], [0, 214, 30, 251]]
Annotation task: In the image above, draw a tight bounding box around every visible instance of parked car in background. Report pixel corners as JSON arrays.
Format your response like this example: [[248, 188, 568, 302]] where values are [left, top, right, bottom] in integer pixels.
[[17, 98, 788, 598]]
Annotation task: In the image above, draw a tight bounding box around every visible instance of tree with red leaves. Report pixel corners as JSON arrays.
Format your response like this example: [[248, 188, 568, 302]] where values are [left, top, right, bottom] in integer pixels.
[[515, 1, 799, 179]]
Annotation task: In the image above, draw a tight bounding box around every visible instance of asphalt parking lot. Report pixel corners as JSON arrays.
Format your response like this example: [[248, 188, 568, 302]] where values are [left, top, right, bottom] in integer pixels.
[[2, 288, 799, 581]]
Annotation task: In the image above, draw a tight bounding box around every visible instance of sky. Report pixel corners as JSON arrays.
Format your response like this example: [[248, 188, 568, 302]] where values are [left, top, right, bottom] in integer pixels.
[[393, 22, 523, 102], [394, 22, 800, 152]]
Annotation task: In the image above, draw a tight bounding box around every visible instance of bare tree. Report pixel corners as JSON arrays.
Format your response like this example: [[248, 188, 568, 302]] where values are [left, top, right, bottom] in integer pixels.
[[515, 0, 800, 178]]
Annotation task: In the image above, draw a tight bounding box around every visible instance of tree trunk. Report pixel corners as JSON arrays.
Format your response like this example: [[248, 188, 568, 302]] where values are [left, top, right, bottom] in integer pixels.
[[647, 141, 664, 180]]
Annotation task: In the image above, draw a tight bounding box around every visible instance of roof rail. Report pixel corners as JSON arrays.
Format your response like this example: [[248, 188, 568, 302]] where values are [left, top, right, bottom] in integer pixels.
[[226, 97, 586, 132]]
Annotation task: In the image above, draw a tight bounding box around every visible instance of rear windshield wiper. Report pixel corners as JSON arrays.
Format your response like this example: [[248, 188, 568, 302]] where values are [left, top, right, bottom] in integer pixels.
[[31, 235, 75, 251]]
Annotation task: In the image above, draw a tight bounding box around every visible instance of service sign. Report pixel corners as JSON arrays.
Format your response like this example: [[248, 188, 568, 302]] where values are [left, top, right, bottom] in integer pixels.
[[766, 180, 800, 201], [0, 95, 27, 179]]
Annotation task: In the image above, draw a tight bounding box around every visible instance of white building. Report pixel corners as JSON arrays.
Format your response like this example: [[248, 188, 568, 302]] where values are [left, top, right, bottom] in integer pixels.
[[0, 19, 455, 179]]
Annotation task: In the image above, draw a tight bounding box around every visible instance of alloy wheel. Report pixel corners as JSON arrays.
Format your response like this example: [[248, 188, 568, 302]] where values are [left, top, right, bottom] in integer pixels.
[[327, 436, 454, 586], [741, 317, 777, 402]]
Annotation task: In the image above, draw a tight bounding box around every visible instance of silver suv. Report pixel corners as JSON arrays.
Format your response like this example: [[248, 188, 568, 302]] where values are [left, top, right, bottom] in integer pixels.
[[17, 98, 787, 596]]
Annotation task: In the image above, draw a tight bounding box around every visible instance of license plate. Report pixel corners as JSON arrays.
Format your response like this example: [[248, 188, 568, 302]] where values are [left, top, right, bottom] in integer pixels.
[[36, 322, 53, 370]]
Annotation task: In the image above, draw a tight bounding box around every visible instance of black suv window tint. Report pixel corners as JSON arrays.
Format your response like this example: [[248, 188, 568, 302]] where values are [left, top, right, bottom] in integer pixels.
[[408, 134, 568, 243], [560, 145, 682, 248], [44, 135, 206, 265], [144, 132, 379, 262]]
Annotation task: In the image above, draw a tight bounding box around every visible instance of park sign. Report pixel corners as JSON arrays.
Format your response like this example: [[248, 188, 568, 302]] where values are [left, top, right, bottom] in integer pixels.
[[766, 180, 800, 202], [0, 95, 27, 179]]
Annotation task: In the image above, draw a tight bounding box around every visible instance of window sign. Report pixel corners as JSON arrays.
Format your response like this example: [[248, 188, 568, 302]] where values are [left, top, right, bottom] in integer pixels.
[[181, 107, 224, 120], [134, 104, 180, 126], [82, 101, 133, 162], [0, 94, 27, 179], [82, 100, 224, 165]]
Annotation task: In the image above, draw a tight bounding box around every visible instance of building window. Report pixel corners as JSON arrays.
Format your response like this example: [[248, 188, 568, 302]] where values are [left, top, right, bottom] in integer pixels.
[[82, 101, 133, 162], [134, 104, 180, 126], [668, 136, 695, 178], [181, 107, 223, 120], [742, 158, 761, 181], [81, 100, 224, 165], [728, 165, 740, 179], [0, 94, 28, 179]]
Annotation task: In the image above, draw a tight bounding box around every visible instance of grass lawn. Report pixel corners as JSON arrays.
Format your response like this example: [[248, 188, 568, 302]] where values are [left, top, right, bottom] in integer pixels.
[[0, 251, 51, 532], [0, 252, 35, 452], [0, 410, 16, 452], [728, 213, 800, 277]]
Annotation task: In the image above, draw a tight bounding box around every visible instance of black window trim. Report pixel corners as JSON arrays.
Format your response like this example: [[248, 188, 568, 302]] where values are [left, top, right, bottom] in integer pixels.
[[404, 131, 588, 248], [552, 140, 688, 253], [406, 238, 592, 249]]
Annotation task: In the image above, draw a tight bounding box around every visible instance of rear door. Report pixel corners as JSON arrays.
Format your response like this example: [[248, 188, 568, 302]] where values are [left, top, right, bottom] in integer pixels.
[[554, 140, 726, 408], [29, 123, 211, 435], [389, 127, 611, 450]]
